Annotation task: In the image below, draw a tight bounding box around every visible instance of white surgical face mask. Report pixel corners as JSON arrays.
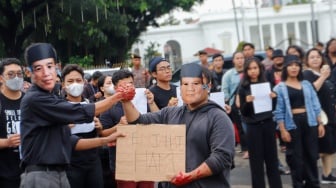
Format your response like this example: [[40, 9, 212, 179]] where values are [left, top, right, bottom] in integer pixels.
[[5, 76, 24, 91], [66, 83, 84, 97], [106, 85, 115, 95]]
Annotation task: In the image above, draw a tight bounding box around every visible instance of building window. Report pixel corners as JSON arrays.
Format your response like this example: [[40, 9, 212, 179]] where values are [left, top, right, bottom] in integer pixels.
[[262, 24, 271, 49], [287, 22, 296, 45], [249, 25, 260, 49], [164, 40, 182, 71], [274, 23, 284, 49], [299, 21, 308, 49]]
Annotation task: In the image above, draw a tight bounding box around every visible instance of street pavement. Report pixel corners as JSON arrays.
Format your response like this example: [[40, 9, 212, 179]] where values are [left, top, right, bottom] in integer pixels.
[[154, 146, 336, 188], [231, 147, 336, 188]]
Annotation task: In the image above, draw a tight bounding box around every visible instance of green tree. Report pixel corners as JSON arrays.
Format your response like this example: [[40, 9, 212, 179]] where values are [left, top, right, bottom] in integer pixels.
[[0, 0, 202, 65], [143, 41, 160, 65]]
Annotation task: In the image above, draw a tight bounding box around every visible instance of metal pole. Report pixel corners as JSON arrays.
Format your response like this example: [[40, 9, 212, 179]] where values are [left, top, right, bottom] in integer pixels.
[[330, 0, 336, 37], [232, 0, 241, 43], [240, 0, 246, 41], [255, 0, 263, 50], [310, 0, 317, 44]]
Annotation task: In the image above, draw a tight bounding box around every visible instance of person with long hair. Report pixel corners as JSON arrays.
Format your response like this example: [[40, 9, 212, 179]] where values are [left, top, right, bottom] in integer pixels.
[[236, 58, 282, 188], [221, 51, 248, 159], [324, 38, 336, 69], [286, 45, 305, 61], [274, 55, 325, 188], [303, 48, 336, 184]]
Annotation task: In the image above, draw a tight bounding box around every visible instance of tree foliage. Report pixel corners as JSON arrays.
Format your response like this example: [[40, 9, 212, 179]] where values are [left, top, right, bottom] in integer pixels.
[[143, 41, 160, 64], [0, 0, 202, 66]]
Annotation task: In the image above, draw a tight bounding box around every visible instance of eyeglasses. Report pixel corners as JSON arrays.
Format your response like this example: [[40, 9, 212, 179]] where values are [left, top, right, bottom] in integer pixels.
[[157, 66, 172, 72], [3, 71, 24, 79]]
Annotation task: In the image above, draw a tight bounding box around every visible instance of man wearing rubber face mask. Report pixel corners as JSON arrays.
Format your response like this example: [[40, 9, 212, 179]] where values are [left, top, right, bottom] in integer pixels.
[[0, 58, 24, 188], [118, 63, 235, 188], [20, 43, 125, 188]]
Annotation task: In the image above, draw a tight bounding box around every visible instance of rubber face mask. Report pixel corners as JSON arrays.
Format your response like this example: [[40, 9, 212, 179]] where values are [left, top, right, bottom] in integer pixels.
[[5, 77, 24, 91], [106, 85, 115, 95], [66, 83, 84, 97]]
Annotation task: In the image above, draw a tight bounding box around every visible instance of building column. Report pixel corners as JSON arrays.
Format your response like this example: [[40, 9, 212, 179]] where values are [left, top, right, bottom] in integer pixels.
[[306, 20, 313, 47], [270, 23, 276, 48], [282, 23, 288, 49], [294, 21, 300, 46]]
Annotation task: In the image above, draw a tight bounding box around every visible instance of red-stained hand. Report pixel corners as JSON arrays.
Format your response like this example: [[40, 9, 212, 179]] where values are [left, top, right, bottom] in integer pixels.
[[171, 171, 193, 186], [116, 83, 136, 101]]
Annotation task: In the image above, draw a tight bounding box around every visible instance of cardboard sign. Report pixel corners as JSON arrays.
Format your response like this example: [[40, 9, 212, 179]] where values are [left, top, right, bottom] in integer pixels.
[[116, 124, 186, 181]]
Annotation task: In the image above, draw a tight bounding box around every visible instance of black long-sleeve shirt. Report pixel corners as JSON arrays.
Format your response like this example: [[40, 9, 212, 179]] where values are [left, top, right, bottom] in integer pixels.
[[238, 82, 274, 124], [20, 85, 95, 167]]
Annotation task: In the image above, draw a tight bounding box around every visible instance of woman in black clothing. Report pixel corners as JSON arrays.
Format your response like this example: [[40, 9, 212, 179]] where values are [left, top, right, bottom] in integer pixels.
[[303, 48, 336, 184], [236, 58, 282, 188]]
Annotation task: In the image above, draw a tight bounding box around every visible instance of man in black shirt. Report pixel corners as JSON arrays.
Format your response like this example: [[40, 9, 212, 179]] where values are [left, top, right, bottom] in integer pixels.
[[20, 43, 124, 188], [0, 58, 24, 188], [148, 57, 177, 110], [211, 54, 226, 92], [82, 71, 103, 102]]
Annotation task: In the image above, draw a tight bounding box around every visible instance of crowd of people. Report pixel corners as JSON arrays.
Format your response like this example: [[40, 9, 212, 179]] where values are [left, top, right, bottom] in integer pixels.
[[0, 39, 336, 188]]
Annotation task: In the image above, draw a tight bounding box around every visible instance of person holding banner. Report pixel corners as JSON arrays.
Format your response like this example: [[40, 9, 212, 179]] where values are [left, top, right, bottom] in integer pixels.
[[118, 63, 235, 188], [236, 58, 282, 188]]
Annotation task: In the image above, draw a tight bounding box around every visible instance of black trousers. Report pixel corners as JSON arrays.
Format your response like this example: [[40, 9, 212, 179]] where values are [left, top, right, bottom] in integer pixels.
[[286, 113, 320, 188], [67, 157, 104, 188], [0, 176, 20, 188], [246, 118, 282, 188], [230, 106, 248, 151]]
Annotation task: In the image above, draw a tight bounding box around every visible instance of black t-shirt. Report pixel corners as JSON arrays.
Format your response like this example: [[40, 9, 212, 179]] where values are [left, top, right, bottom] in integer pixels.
[[149, 84, 177, 109], [0, 92, 24, 179], [99, 102, 124, 172], [211, 70, 226, 92], [68, 100, 99, 166], [303, 70, 336, 124]]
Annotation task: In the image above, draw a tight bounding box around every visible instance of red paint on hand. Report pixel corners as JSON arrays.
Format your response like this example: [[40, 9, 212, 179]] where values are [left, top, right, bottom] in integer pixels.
[[171, 171, 193, 186], [116, 84, 136, 101]]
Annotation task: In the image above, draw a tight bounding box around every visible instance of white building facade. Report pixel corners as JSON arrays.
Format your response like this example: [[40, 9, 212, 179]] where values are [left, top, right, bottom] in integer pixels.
[[132, 1, 336, 70]]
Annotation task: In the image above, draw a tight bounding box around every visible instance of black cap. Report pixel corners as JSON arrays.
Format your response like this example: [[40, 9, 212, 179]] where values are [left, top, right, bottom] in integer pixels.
[[131, 54, 141, 59], [180, 63, 203, 78], [26, 43, 57, 66], [149, 57, 168, 73], [198, 50, 208, 55], [284, 55, 301, 67], [272, 49, 284, 60]]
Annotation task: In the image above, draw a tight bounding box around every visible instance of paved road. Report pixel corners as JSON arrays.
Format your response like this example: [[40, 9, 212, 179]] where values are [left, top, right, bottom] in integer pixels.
[[231, 147, 336, 188], [154, 146, 336, 188]]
